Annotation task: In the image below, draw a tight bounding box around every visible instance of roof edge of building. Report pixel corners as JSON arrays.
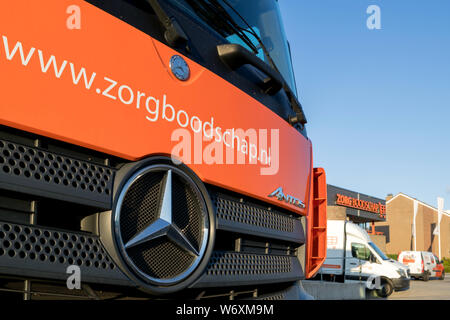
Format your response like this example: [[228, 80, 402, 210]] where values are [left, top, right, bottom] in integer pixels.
[[387, 193, 450, 217]]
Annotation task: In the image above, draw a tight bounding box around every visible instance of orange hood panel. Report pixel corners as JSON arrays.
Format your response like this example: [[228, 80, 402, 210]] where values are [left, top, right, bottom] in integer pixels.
[[0, 0, 312, 214]]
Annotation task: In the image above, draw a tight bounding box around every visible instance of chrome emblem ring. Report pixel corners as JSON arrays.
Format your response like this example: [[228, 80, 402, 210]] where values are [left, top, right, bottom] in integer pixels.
[[169, 55, 190, 81], [114, 164, 210, 287]]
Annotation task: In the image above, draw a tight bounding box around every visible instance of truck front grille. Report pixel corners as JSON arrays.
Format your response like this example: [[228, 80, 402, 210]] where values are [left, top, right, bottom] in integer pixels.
[[0, 126, 305, 299]]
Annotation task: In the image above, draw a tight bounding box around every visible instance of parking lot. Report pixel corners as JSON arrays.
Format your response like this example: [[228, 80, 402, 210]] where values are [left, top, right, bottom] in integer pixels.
[[387, 277, 450, 300]]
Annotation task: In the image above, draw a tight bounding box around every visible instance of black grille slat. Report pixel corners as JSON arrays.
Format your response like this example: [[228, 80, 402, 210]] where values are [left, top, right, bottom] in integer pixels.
[[0, 139, 114, 209], [191, 251, 303, 288], [0, 220, 131, 286], [207, 252, 293, 275], [211, 192, 305, 244]]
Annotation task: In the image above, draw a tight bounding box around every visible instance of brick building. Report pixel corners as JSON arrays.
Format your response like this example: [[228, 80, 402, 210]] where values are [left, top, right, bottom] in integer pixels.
[[375, 193, 450, 259]]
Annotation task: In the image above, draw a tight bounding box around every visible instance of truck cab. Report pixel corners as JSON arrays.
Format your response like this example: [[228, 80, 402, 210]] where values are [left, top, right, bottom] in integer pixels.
[[322, 220, 409, 298], [0, 0, 327, 299]]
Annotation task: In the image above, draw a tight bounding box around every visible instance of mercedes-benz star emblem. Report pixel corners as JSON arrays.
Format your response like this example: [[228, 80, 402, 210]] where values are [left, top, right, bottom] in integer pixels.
[[170, 55, 190, 81], [124, 170, 199, 256], [113, 164, 211, 289]]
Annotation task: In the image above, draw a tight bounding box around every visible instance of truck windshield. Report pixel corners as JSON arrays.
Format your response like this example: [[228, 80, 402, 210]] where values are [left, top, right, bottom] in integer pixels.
[[369, 242, 389, 261], [168, 0, 298, 95]]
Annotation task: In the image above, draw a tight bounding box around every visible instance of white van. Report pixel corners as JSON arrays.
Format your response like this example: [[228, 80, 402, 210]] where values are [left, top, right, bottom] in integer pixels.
[[398, 251, 445, 281], [320, 220, 410, 298]]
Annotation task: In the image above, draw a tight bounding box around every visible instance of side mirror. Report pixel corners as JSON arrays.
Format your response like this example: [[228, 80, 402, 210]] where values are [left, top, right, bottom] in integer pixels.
[[217, 43, 283, 95]]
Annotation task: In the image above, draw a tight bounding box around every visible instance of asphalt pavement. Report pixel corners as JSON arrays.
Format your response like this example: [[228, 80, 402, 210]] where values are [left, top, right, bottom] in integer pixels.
[[388, 277, 450, 300]]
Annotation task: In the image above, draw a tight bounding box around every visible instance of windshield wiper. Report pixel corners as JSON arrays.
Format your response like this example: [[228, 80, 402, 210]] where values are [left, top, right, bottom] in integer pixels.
[[208, 0, 307, 125], [145, 0, 189, 48], [219, 0, 278, 74]]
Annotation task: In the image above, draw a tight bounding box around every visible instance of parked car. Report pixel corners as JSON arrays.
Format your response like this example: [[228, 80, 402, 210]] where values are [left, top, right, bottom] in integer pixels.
[[398, 251, 445, 281]]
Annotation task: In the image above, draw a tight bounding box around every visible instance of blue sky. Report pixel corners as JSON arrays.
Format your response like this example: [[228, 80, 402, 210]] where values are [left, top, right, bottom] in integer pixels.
[[279, 1, 450, 209]]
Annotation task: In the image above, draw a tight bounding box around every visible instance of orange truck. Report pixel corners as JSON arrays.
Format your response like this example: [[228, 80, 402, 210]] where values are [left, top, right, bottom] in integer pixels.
[[0, 0, 326, 299]]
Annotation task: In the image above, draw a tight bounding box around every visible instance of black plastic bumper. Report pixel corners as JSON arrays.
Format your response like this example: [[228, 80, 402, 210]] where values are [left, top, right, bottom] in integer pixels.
[[392, 276, 410, 291]]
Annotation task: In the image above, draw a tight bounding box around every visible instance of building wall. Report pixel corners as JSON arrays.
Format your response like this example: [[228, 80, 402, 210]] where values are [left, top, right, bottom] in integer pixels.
[[376, 195, 413, 254], [376, 194, 450, 258], [326, 206, 347, 220], [442, 215, 450, 259], [419, 205, 435, 253], [435, 211, 450, 259]]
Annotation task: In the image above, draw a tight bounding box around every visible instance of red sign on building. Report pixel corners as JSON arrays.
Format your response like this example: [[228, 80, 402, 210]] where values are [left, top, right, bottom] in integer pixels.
[[336, 194, 386, 218]]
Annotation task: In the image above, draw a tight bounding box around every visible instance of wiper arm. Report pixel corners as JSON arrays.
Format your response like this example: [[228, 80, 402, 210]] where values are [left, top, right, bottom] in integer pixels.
[[219, 0, 278, 74], [215, 0, 307, 125], [145, 0, 189, 48]]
